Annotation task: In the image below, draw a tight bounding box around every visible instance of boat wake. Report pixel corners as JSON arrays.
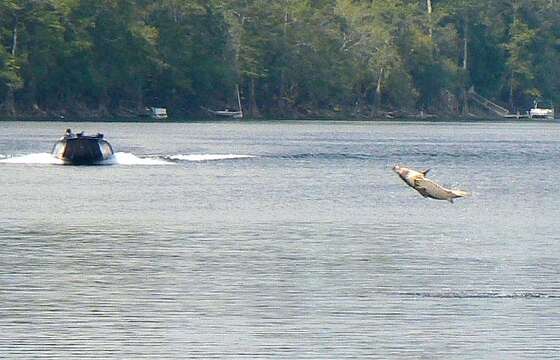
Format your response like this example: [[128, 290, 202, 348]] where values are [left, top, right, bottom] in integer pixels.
[[0, 152, 255, 165], [105, 152, 172, 165], [0, 153, 65, 165], [166, 154, 255, 162], [0, 152, 172, 165]]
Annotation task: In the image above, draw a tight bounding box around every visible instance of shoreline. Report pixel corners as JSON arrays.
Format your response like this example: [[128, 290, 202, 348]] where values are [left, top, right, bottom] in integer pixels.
[[0, 106, 555, 123], [1, 105, 554, 123], [0, 115, 554, 123]]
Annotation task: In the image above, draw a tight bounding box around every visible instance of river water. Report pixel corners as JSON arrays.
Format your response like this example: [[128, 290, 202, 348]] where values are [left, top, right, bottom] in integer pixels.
[[1, 120, 559, 359]]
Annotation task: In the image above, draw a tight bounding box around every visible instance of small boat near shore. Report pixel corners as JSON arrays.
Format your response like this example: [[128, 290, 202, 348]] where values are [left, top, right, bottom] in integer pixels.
[[528, 100, 555, 120], [205, 108, 243, 119], [203, 85, 243, 119], [147, 107, 168, 120], [52, 129, 114, 165]]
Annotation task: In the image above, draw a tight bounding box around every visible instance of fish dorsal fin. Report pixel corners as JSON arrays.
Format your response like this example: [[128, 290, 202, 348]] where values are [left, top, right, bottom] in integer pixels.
[[421, 168, 431, 176]]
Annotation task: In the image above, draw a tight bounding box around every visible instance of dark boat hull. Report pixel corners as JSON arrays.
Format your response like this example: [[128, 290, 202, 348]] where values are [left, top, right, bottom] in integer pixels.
[[52, 136, 114, 165]]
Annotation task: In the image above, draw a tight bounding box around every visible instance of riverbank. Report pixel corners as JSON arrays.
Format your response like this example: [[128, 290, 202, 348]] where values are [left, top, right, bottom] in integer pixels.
[[0, 108, 497, 122]]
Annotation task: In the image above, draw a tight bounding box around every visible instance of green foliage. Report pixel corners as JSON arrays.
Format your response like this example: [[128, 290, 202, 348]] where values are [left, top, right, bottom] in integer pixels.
[[0, 0, 558, 116]]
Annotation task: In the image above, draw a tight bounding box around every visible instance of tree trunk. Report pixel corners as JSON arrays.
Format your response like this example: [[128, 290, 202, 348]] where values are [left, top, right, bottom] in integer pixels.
[[373, 67, 384, 114], [462, 20, 468, 71], [426, 0, 433, 38], [4, 15, 19, 116], [236, 84, 243, 115], [11, 16, 18, 56], [509, 69, 514, 110], [278, 1, 289, 111], [250, 78, 261, 117]]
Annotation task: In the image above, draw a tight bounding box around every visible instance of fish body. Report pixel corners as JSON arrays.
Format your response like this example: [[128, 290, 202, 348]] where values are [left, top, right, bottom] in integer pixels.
[[392, 165, 468, 203], [413, 177, 468, 203], [392, 165, 431, 197]]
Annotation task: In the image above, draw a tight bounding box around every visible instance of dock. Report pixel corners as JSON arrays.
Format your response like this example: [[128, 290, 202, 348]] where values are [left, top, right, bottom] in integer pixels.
[[467, 88, 529, 118]]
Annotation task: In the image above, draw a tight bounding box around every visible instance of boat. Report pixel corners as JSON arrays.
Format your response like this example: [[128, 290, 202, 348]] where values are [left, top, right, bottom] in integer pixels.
[[204, 85, 243, 119], [52, 129, 114, 165], [528, 100, 555, 120], [148, 107, 168, 120], [206, 108, 243, 119]]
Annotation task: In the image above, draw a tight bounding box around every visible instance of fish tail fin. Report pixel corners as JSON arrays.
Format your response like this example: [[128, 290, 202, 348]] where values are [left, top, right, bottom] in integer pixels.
[[451, 189, 469, 198]]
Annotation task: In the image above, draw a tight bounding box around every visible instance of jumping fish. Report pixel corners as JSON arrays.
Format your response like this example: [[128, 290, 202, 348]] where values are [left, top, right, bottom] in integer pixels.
[[392, 165, 468, 203]]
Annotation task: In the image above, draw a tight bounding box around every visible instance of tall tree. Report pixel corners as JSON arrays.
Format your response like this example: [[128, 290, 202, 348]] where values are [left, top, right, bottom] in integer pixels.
[[0, 0, 23, 115]]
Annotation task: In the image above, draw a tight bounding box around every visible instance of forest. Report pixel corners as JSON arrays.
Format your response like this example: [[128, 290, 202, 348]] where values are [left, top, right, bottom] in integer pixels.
[[1, 0, 559, 119]]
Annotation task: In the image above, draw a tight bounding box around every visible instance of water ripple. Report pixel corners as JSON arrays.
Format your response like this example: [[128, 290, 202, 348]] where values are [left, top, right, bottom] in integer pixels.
[[399, 291, 558, 299]]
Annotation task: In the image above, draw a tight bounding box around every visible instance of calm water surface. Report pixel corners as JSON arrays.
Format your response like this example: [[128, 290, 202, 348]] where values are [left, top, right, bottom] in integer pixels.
[[1, 120, 559, 359]]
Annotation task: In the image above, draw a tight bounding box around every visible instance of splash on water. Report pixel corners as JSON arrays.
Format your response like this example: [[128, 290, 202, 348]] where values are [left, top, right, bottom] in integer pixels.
[[0, 153, 65, 165], [167, 154, 255, 161], [0, 152, 172, 165], [105, 152, 172, 165], [0, 152, 252, 165]]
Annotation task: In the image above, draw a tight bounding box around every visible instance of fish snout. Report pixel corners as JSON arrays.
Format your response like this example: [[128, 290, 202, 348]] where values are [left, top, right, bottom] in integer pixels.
[[392, 164, 400, 173]]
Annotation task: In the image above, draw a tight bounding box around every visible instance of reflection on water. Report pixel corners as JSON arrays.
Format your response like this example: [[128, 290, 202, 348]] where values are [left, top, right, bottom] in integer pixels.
[[1, 121, 560, 358]]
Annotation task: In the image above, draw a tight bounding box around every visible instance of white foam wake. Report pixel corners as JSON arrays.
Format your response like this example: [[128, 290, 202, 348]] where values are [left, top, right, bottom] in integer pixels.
[[168, 154, 255, 161], [105, 152, 172, 165], [0, 152, 172, 165], [0, 153, 65, 164]]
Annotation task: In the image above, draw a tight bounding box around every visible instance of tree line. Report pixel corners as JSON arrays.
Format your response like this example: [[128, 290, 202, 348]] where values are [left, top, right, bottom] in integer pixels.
[[1, 0, 559, 119]]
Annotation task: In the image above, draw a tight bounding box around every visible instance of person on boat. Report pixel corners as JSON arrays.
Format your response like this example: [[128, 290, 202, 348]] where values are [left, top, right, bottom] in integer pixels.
[[65, 128, 73, 137]]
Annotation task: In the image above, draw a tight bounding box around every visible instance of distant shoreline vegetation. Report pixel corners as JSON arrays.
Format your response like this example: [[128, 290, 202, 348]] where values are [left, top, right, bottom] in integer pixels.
[[1, 1, 558, 119], [0, 113, 528, 123]]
